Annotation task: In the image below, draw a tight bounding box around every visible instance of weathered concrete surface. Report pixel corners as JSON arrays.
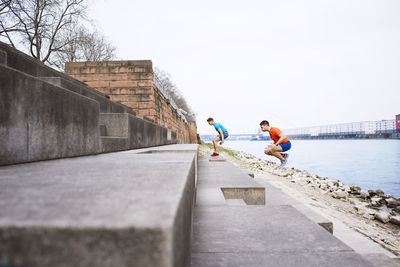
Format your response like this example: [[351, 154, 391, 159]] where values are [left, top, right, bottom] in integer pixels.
[[192, 157, 375, 266], [0, 144, 198, 267], [0, 65, 100, 166], [191, 205, 373, 267]]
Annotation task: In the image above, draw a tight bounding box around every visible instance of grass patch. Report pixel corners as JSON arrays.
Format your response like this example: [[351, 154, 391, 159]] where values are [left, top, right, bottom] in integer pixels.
[[283, 173, 293, 177], [201, 142, 238, 157]]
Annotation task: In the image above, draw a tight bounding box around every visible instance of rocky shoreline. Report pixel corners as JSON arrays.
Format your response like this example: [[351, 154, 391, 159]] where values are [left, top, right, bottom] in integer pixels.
[[199, 143, 400, 255]]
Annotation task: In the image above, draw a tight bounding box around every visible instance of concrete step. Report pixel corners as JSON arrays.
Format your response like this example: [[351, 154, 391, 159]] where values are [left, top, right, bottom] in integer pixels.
[[209, 156, 226, 162], [198, 159, 266, 205], [99, 113, 176, 152], [0, 144, 198, 267], [0, 64, 101, 166]]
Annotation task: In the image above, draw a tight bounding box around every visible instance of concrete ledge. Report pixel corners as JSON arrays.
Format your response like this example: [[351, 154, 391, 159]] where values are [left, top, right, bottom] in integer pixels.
[[99, 113, 177, 152], [0, 65, 100, 166], [0, 145, 198, 267], [100, 113, 129, 138], [209, 156, 226, 162], [221, 187, 265, 205]]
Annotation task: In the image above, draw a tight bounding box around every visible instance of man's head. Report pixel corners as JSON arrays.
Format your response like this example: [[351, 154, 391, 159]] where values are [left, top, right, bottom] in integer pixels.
[[259, 120, 270, 132], [207, 117, 214, 125]]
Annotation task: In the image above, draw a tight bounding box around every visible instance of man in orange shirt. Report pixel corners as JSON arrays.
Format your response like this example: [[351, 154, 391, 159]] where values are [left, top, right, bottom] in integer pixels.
[[260, 120, 291, 168]]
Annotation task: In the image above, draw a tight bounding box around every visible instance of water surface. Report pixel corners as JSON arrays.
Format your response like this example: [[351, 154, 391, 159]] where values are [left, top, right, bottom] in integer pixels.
[[223, 139, 400, 198]]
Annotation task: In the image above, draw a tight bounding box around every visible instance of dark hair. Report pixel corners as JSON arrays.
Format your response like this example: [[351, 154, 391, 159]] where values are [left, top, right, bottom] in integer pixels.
[[259, 120, 269, 126], [207, 117, 214, 122]]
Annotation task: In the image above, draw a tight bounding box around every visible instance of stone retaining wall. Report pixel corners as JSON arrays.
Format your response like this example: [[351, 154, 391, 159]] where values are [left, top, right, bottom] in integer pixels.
[[65, 61, 197, 144]]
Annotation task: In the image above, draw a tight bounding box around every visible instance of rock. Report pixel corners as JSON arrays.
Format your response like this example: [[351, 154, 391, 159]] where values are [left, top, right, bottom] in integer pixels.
[[386, 197, 400, 208], [363, 214, 374, 220], [375, 189, 384, 196], [332, 190, 348, 199], [320, 184, 328, 190], [327, 181, 335, 189], [374, 211, 391, 223], [368, 190, 376, 197], [360, 190, 369, 200], [349, 184, 361, 194], [349, 198, 357, 205], [353, 205, 363, 211], [343, 185, 351, 193], [389, 216, 400, 226], [370, 196, 385, 207], [394, 206, 400, 213]]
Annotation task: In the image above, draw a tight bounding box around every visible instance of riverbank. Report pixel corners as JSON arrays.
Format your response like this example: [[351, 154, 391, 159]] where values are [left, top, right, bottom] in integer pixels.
[[199, 143, 400, 256]]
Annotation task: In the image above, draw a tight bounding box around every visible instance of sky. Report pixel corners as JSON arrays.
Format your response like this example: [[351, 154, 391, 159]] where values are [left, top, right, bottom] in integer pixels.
[[88, 0, 400, 134]]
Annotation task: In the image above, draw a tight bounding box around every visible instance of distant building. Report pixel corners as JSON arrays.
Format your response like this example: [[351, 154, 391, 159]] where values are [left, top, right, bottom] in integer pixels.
[[285, 116, 398, 137]]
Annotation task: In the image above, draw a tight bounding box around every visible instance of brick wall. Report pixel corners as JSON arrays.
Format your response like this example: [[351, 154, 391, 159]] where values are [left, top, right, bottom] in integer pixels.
[[65, 60, 197, 143]]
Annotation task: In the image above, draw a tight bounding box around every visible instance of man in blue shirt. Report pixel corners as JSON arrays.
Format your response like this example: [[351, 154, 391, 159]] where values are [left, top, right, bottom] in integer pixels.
[[207, 117, 229, 157]]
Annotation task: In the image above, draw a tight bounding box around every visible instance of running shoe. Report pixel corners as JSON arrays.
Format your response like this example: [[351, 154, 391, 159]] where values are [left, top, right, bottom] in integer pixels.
[[211, 152, 219, 157], [279, 159, 287, 168]]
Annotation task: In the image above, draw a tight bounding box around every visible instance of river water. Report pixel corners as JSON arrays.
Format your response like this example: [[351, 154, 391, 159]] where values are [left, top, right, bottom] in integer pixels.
[[222, 139, 400, 198]]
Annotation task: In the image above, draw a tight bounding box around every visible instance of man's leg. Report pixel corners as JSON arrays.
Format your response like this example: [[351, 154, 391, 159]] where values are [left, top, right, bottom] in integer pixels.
[[265, 145, 285, 161], [213, 137, 221, 153]]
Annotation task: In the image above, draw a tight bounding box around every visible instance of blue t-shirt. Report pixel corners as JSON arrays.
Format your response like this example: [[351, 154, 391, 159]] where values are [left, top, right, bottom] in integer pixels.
[[214, 122, 227, 133]]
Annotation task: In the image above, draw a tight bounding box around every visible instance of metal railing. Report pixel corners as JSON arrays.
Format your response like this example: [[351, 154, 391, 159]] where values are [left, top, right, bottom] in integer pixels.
[[153, 76, 188, 123]]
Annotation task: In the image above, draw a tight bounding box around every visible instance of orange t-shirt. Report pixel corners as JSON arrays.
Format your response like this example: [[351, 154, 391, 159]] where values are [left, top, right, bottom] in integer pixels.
[[269, 127, 289, 144]]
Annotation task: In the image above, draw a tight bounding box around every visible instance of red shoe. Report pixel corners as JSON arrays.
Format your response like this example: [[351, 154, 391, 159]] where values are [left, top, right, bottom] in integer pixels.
[[211, 152, 219, 157]]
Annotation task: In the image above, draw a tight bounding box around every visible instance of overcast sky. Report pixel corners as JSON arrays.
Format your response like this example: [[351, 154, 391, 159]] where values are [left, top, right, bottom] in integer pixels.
[[89, 0, 399, 134]]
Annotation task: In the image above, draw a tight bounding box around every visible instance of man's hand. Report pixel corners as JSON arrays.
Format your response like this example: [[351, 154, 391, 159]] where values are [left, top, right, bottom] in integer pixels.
[[220, 140, 224, 145]]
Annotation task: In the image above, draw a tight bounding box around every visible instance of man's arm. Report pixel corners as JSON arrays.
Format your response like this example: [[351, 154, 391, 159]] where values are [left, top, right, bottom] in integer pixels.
[[218, 128, 225, 143], [275, 132, 287, 146]]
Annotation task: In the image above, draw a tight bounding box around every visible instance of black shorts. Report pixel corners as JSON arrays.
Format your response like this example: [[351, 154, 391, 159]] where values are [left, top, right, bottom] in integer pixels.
[[218, 132, 229, 140]]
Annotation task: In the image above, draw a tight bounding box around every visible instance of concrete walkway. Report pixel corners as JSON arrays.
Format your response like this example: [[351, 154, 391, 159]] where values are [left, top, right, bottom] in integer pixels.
[[192, 156, 385, 267]]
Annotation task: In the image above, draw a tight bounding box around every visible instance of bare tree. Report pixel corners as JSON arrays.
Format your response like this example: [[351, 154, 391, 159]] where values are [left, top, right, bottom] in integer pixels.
[[154, 67, 196, 122], [0, 0, 87, 63], [49, 26, 117, 69], [0, 0, 12, 14]]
